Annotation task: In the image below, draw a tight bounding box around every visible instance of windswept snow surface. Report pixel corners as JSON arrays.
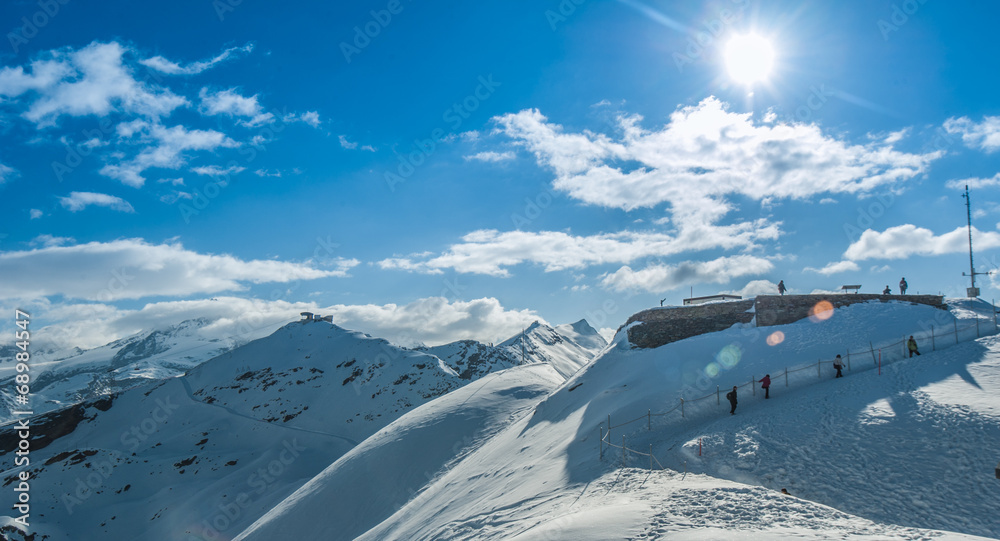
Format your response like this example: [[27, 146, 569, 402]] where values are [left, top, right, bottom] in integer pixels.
[[236, 363, 565, 541], [241, 298, 1000, 540]]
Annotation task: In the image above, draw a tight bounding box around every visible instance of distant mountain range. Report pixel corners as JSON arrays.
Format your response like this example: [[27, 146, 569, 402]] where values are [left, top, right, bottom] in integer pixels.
[[0, 316, 605, 540]]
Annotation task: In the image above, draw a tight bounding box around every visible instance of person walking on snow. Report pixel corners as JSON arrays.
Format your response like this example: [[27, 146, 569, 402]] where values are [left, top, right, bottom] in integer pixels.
[[907, 336, 921, 357], [759, 374, 771, 399], [899, 277, 908, 295], [777, 280, 786, 295], [726, 386, 738, 414], [833, 354, 844, 378]]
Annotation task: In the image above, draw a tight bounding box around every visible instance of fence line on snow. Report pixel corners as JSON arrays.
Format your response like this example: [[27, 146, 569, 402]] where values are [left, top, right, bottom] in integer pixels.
[[597, 311, 999, 471]]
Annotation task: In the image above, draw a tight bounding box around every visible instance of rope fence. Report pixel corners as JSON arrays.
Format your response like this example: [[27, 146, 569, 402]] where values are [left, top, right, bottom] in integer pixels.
[[597, 310, 999, 470]]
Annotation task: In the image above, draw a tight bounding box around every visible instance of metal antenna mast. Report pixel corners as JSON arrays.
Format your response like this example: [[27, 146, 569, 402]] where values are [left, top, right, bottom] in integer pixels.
[[962, 185, 990, 297]]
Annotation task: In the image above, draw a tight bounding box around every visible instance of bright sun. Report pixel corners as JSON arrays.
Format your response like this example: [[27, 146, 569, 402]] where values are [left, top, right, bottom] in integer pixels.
[[724, 33, 775, 85]]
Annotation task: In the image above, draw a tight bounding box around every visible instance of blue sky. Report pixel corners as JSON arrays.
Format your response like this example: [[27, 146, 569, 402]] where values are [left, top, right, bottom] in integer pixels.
[[4, 0, 1000, 348]]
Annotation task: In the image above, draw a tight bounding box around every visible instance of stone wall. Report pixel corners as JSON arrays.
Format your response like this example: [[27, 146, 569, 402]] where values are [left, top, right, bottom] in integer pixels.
[[753, 294, 946, 327], [624, 294, 946, 349], [624, 300, 755, 349]]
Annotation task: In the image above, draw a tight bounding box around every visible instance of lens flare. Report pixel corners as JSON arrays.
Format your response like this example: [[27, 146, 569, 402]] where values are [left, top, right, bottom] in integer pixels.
[[716, 343, 742, 369], [809, 300, 834, 323], [766, 331, 785, 346], [705, 362, 720, 378]]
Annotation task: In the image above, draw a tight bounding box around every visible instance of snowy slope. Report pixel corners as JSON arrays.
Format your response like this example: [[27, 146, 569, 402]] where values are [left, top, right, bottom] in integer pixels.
[[239, 298, 1000, 540], [498, 319, 607, 379], [183, 319, 464, 443], [235, 363, 564, 541], [0, 377, 352, 540], [417, 340, 520, 381]]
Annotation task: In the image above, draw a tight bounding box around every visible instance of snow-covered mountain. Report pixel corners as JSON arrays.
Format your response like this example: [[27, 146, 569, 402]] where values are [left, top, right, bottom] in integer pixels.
[[235, 299, 1000, 540], [0, 317, 264, 423], [0, 316, 605, 540], [497, 319, 607, 378], [420, 318, 606, 381]]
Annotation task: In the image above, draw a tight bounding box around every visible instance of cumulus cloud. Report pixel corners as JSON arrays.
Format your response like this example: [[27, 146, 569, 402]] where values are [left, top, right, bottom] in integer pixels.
[[139, 43, 253, 75], [321, 296, 543, 346], [495, 97, 941, 230], [21, 295, 543, 352], [59, 191, 136, 213], [722, 279, 781, 298], [0, 238, 357, 301], [29, 209, 43, 219], [599, 255, 774, 294], [20, 296, 311, 352], [843, 224, 1000, 260], [378, 226, 778, 277], [803, 260, 861, 275], [100, 121, 238, 187], [943, 115, 1000, 153], [199, 87, 274, 127], [0, 41, 187, 127]]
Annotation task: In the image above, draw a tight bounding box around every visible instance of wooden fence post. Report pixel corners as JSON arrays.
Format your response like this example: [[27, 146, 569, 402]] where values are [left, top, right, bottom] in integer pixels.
[[599, 426, 604, 460], [680, 398, 685, 418]]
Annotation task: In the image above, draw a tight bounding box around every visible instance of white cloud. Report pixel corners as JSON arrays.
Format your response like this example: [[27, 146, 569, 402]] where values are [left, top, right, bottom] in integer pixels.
[[0, 238, 357, 301], [819, 198, 837, 204], [464, 151, 516, 163], [0, 41, 188, 127], [30, 234, 75, 247], [378, 226, 778, 277], [191, 164, 246, 177], [199, 87, 274, 127], [844, 224, 1000, 260], [338, 134, 358, 149], [157, 177, 185, 186], [254, 169, 282, 178], [495, 98, 941, 231], [945, 173, 1000, 190], [100, 121, 238, 187], [943, 115, 1000, 152], [321, 296, 543, 346], [139, 43, 253, 75], [25, 296, 312, 351], [284, 111, 321, 127], [29, 209, 43, 219], [804, 260, 861, 275], [599, 255, 774, 294], [722, 279, 781, 298], [59, 191, 136, 213], [0, 162, 18, 183]]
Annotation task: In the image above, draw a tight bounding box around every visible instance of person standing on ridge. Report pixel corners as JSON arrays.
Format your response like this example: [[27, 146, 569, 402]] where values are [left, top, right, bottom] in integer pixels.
[[899, 277, 908, 295], [833, 354, 844, 378], [726, 386, 738, 414], [777, 280, 786, 295], [759, 374, 771, 399], [907, 336, 921, 357]]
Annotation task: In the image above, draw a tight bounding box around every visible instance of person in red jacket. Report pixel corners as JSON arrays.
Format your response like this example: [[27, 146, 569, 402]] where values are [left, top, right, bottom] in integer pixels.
[[759, 374, 771, 399]]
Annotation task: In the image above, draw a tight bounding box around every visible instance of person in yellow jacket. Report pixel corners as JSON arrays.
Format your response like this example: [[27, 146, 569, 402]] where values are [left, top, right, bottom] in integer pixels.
[[907, 336, 921, 357]]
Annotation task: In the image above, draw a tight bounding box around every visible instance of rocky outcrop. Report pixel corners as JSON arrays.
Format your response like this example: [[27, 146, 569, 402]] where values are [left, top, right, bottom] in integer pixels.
[[624, 294, 946, 349]]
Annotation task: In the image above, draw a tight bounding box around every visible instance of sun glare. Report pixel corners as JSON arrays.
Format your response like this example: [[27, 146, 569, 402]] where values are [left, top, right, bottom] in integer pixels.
[[724, 33, 775, 85]]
